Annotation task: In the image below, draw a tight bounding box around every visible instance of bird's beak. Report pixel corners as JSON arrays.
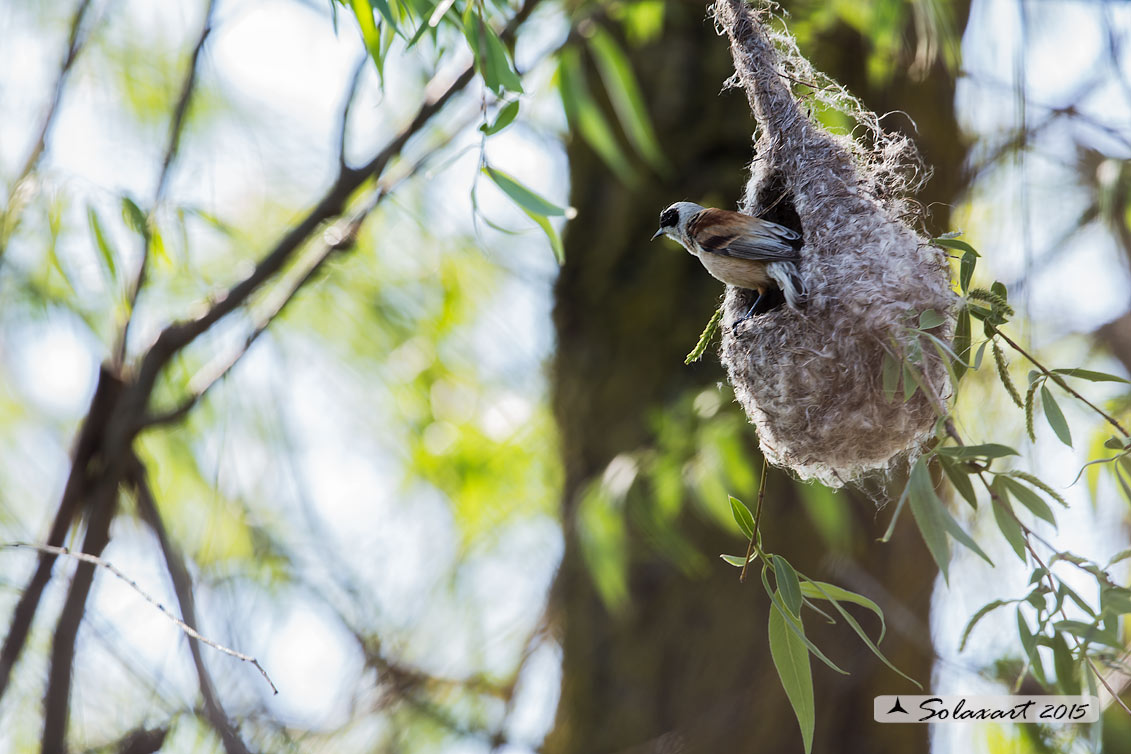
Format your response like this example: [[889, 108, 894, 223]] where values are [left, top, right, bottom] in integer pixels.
[[651, 228, 664, 241]]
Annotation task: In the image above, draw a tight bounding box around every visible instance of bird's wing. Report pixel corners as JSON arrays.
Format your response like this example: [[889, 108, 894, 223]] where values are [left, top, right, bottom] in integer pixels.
[[688, 208, 802, 262]]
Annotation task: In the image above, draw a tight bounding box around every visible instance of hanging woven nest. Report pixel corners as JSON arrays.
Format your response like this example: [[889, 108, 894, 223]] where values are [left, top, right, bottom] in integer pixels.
[[712, 0, 955, 487]]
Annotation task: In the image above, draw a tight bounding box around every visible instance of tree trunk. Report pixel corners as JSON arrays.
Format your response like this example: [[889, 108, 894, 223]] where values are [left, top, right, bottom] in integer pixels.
[[548, 4, 971, 752]]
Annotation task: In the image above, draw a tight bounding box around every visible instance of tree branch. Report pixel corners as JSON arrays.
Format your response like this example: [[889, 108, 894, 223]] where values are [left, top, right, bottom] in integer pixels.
[[129, 0, 538, 412], [338, 55, 369, 170], [14, 0, 95, 185], [140, 106, 474, 430], [130, 455, 259, 754], [115, 0, 218, 368], [42, 467, 123, 753], [1, 0, 96, 254], [0, 367, 125, 703]]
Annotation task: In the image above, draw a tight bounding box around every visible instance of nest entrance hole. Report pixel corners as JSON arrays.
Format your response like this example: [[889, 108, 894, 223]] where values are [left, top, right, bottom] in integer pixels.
[[735, 170, 800, 316]]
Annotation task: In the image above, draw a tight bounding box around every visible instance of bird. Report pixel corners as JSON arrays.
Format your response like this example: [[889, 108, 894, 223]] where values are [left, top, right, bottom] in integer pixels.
[[652, 201, 806, 321]]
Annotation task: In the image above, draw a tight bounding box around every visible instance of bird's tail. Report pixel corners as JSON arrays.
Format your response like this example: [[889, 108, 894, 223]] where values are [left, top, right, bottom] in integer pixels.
[[767, 261, 808, 309]]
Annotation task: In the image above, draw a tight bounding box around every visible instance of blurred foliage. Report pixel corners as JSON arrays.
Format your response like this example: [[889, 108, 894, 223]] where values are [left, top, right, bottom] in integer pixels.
[[2, 0, 1131, 751]]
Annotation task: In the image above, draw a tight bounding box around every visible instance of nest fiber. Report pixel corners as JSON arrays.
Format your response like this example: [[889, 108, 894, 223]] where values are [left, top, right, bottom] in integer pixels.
[[713, 0, 955, 487]]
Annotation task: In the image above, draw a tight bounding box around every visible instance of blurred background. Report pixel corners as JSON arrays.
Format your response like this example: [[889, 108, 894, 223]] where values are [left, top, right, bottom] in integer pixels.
[[2, 0, 1131, 752]]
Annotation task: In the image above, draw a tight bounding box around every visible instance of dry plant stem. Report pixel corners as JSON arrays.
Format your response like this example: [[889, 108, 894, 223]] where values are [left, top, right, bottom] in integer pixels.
[[8, 541, 277, 693], [739, 455, 770, 584], [116, 0, 218, 369], [131, 457, 257, 754], [990, 324, 1131, 438]]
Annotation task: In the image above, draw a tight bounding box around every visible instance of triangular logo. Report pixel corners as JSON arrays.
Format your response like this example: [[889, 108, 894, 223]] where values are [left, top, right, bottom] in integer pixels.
[[887, 697, 908, 714]]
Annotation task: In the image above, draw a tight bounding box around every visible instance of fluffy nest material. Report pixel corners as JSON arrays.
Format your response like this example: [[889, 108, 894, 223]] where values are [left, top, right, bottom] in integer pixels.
[[713, 0, 955, 487]]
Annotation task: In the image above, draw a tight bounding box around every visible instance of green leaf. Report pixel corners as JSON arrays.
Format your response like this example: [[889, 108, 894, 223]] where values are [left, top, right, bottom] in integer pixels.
[[720, 553, 749, 567], [798, 580, 886, 643], [768, 604, 814, 754], [1105, 437, 1127, 450], [120, 196, 148, 238], [480, 99, 520, 135], [350, 0, 384, 67], [972, 340, 990, 369], [1051, 632, 1079, 695], [959, 249, 977, 293], [685, 306, 723, 365], [483, 166, 566, 217], [906, 459, 951, 582], [368, 0, 399, 34], [773, 555, 803, 617], [918, 309, 946, 329], [761, 568, 848, 675], [882, 351, 901, 402], [952, 308, 971, 380], [990, 481, 1027, 563], [935, 443, 1019, 460], [1040, 386, 1073, 447], [997, 475, 1057, 527], [932, 237, 980, 255], [902, 361, 921, 402], [86, 206, 118, 281], [803, 578, 920, 688], [482, 19, 523, 93], [880, 471, 911, 543], [620, 0, 665, 44], [586, 27, 667, 172], [940, 502, 994, 567], [523, 209, 564, 265], [1101, 586, 1131, 616], [1050, 368, 1130, 384], [938, 456, 978, 510], [465, 14, 522, 95], [729, 495, 755, 539], [958, 599, 1014, 652], [1017, 610, 1048, 687], [1052, 620, 1123, 649], [557, 50, 636, 184]]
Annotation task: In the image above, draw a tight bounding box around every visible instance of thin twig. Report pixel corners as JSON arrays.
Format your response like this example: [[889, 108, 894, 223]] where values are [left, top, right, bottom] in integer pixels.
[[1, 0, 97, 254], [140, 136, 451, 430], [13, 0, 95, 186], [3, 542, 277, 696], [115, 0, 218, 369], [1022, 537, 1131, 717], [991, 324, 1131, 438], [131, 456, 257, 754], [739, 455, 770, 584], [972, 462, 1131, 716], [338, 55, 369, 170]]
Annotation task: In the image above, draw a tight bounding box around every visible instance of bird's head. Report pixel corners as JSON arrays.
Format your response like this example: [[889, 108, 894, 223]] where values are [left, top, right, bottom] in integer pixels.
[[651, 201, 703, 245]]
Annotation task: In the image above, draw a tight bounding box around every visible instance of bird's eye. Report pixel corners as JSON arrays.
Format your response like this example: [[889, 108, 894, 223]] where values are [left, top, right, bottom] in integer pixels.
[[659, 208, 678, 228]]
